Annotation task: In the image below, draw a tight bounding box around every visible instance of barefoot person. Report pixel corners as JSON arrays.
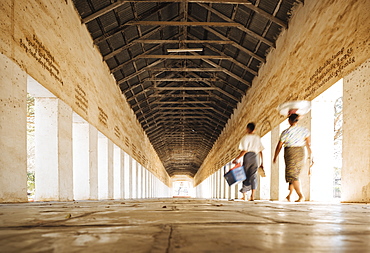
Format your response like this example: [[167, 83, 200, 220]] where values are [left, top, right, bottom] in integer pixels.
[[232, 123, 264, 201], [273, 114, 312, 202]]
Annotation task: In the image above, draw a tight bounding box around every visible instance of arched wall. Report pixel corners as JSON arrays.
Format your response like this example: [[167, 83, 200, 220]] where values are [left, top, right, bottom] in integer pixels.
[[195, 0, 370, 184], [0, 0, 170, 185]]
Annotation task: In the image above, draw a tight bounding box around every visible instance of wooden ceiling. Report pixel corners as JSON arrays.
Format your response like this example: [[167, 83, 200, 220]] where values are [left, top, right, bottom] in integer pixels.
[[72, 0, 301, 177]]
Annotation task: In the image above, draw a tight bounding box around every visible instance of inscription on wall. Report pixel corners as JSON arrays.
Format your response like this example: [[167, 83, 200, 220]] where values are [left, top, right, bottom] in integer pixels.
[[98, 106, 108, 127], [304, 47, 355, 99], [74, 85, 88, 114], [20, 35, 63, 85]]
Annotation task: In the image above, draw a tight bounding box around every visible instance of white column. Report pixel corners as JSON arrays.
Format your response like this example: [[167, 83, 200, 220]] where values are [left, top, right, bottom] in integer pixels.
[[215, 171, 218, 198], [131, 158, 137, 198], [206, 177, 212, 198], [142, 168, 146, 198], [114, 146, 124, 199], [137, 163, 142, 198], [107, 140, 114, 199], [227, 163, 236, 200], [223, 165, 229, 199], [89, 126, 98, 200], [270, 124, 286, 201], [342, 59, 370, 202], [34, 97, 73, 201], [215, 170, 219, 199], [123, 152, 130, 199], [98, 133, 113, 200], [148, 172, 152, 198], [220, 167, 225, 199], [299, 112, 312, 201], [73, 116, 98, 200], [149, 173, 152, 198], [258, 132, 271, 200], [0, 54, 27, 202], [211, 174, 215, 198], [152, 176, 156, 198], [145, 168, 149, 198], [151, 173, 155, 198], [218, 169, 223, 199]]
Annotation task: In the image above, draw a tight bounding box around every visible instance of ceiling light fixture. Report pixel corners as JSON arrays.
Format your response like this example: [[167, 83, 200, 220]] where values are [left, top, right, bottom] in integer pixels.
[[167, 48, 203, 52]]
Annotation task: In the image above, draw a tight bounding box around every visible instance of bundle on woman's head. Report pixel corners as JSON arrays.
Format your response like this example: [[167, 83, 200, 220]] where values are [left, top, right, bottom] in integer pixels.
[[288, 113, 299, 122]]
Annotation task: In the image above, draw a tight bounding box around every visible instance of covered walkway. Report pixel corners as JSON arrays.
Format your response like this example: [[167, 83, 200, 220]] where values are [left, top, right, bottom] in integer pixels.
[[1, 198, 369, 252], [1, 0, 370, 252]]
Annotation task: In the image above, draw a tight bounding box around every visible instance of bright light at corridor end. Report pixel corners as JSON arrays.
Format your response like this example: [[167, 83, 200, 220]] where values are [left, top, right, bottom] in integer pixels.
[[171, 175, 195, 198]]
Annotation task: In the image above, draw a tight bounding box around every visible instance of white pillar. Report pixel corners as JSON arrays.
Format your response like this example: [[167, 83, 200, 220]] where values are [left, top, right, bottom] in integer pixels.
[[223, 165, 229, 199], [258, 132, 271, 200], [142, 168, 146, 198], [153, 176, 157, 198], [130, 158, 136, 198], [114, 146, 124, 199], [148, 172, 152, 198], [123, 152, 130, 199], [98, 133, 113, 200], [73, 116, 98, 200], [220, 167, 225, 199], [299, 112, 312, 201], [342, 59, 370, 202], [145, 168, 149, 198], [234, 181, 240, 199], [107, 140, 114, 199], [218, 169, 223, 199], [137, 163, 142, 198], [150, 174, 153, 198], [226, 163, 236, 200], [0, 54, 27, 202], [34, 97, 73, 201], [211, 174, 215, 198], [214, 174, 218, 198], [215, 170, 219, 199], [270, 124, 286, 201]]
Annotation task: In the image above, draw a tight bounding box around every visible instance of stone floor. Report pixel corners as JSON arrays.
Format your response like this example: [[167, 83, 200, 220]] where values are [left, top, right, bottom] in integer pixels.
[[0, 198, 369, 252]]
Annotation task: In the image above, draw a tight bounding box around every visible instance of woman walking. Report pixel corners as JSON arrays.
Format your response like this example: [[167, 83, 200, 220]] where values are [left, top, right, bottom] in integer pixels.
[[273, 114, 312, 202], [233, 123, 264, 201]]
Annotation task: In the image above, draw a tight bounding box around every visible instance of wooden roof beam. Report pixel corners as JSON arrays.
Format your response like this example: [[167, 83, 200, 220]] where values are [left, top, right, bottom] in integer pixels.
[[197, 3, 275, 47]]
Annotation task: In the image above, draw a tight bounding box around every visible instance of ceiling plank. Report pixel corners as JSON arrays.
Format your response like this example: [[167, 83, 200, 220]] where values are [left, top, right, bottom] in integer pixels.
[[148, 67, 223, 72], [188, 34, 258, 76], [137, 55, 232, 60], [154, 106, 213, 110], [146, 78, 218, 82], [194, 53, 251, 88], [151, 101, 214, 104], [93, 4, 176, 44], [242, 2, 287, 29], [135, 39, 234, 44], [126, 20, 251, 28], [188, 16, 265, 63], [103, 27, 163, 61], [197, 3, 275, 47], [82, 0, 126, 24], [117, 57, 167, 84], [83, 1, 288, 30]]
